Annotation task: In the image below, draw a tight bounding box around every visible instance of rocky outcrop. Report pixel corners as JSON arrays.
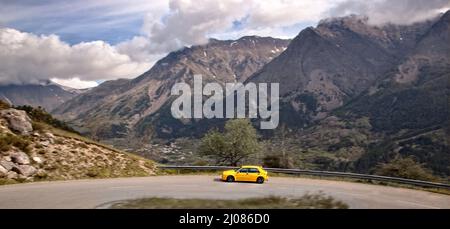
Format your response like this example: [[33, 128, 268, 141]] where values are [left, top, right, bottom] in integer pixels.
[[10, 151, 31, 165], [0, 150, 36, 180], [0, 109, 33, 135], [0, 165, 8, 177], [0, 106, 156, 184], [0, 160, 15, 171], [12, 165, 37, 177], [32, 156, 43, 164]]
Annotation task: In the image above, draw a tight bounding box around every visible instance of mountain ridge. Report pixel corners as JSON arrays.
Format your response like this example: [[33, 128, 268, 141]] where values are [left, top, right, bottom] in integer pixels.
[[0, 82, 87, 111], [53, 36, 290, 138], [50, 12, 449, 177]]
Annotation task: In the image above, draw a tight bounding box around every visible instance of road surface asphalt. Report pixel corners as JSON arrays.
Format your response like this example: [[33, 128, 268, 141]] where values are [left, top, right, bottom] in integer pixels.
[[0, 175, 448, 209]]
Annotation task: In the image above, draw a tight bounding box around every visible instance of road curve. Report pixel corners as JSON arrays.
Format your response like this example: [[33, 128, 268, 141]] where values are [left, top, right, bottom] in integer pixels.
[[0, 175, 449, 209]]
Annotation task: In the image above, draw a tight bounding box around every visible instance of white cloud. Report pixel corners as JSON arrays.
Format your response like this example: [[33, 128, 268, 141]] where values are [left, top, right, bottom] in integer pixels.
[[51, 77, 99, 89], [0, 0, 169, 31], [329, 0, 450, 25], [1, 0, 448, 89], [137, 0, 250, 51], [133, 0, 448, 53], [134, 0, 343, 53], [246, 0, 341, 28], [3, 0, 338, 88], [0, 28, 151, 87], [116, 36, 165, 64], [122, 0, 449, 61]]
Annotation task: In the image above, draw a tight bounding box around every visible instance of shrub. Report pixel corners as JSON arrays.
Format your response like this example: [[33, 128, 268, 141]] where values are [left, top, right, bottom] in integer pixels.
[[31, 122, 46, 132], [193, 160, 209, 166], [263, 154, 294, 168], [0, 99, 10, 110], [37, 150, 46, 155], [15, 105, 78, 134], [0, 138, 10, 152], [76, 142, 89, 149], [375, 156, 438, 181], [0, 134, 31, 153], [54, 138, 64, 144], [86, 168, 99, 177]]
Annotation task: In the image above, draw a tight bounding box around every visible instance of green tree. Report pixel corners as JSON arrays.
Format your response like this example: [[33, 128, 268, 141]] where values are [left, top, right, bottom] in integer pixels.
[[199, 119, 260, 166], [198, 130, 228, 163], [375, 156, 437, 181]]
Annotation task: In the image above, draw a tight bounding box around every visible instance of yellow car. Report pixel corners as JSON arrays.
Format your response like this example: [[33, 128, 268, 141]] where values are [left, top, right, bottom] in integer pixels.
[[221, 166, 268, 184]]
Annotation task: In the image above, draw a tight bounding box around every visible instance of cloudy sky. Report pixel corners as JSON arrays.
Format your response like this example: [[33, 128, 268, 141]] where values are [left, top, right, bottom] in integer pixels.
[[0, 0, 448, 88]]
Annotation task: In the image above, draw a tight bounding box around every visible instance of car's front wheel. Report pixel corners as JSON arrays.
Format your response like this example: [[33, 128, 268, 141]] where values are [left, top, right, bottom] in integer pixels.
[[226, 176, 235, 182], [256, 177, 264, 184]]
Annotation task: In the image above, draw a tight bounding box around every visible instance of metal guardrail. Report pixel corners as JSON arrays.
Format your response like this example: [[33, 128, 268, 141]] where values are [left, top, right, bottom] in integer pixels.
[[158, 165, 450, 190]]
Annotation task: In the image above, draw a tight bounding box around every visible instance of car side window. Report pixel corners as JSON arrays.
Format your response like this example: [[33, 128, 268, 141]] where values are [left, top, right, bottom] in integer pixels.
[[248, 168, 259, 173], [238, 168, 248, 173]]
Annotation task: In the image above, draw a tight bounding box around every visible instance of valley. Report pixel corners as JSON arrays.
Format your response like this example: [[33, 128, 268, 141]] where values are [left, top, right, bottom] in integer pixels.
[[2, 11, 449, 183]]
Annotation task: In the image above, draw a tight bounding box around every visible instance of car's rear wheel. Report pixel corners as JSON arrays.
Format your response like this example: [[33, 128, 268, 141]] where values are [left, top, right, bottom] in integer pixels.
[[226, 176, 235, 182], [256, 177, 264, 184]]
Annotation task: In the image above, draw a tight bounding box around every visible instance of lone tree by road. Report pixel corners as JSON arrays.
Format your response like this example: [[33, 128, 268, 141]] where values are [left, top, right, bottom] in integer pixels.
[[199, 119, 260, 166]]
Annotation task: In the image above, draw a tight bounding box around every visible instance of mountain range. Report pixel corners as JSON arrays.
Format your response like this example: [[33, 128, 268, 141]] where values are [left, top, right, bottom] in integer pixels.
[[52, 36, 290, 139], [0, 81, 87, 111], [3, 11, 449, 176]]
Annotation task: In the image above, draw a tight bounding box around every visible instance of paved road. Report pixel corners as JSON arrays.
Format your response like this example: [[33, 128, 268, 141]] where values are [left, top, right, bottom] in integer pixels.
[[0, 175, 449, 209]]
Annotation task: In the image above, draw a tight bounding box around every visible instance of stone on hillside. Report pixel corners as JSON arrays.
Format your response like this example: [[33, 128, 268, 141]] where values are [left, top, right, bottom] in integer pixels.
[[25, 177, 34, 182], [45, 132, 55, 139], [0, 109, 33, 135], [7, 171, 18, 179], [0, 165, 8, 177], [0, 160, 15, 171], [0, 150, 8, 156], [11, 151, 30, 165], [32, 156, 43, 164], [35, 169, 47, 178], [40, 141, 50, 147], [12, 165, 37, 177]]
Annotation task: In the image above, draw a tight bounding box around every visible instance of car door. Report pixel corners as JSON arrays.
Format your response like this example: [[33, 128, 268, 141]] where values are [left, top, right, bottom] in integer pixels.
[[235, 168, 248, 181], [247, 168, 259, 182]]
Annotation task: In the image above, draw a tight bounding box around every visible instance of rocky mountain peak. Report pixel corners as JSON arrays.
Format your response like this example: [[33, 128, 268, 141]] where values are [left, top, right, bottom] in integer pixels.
[[133, 36, 290, 84], [53, 36, 290, 139], [317, 14, 369, 31]]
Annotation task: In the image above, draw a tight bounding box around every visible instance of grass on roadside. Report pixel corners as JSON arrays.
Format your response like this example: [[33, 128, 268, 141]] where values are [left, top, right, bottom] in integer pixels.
[[0, 178, 18, 186], [109, 193, 348, 209]]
